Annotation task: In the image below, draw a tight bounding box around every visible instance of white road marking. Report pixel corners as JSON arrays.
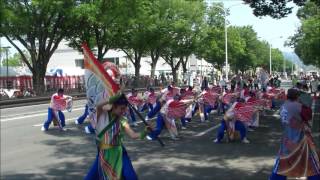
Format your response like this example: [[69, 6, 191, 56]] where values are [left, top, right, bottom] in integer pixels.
[[2, 99, 87, 110], [1, 107, 83, 122], [194, 124, 220, 137], [0, 105, 84, 118], [32, 117, 79, 127], [32, 116, 157, 127]]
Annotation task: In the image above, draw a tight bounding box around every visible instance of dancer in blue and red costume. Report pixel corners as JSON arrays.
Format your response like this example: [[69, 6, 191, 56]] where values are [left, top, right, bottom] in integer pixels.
[[213, 97, 250, 144], [126, 88, 143, 127], [41, 88, 72, 131]]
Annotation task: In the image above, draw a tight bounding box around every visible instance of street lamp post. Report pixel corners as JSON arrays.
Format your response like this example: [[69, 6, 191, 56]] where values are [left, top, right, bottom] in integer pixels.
[[2, 46, 11, 89], [211, 3, 242, 82], [283, 57, 286, 79], [269, 44, 272, 75], [213, 5, 228, 82], [268, 36, 282, 76]]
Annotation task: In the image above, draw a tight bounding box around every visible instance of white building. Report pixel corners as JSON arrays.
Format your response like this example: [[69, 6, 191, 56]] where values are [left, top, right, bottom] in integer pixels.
[[47, 41, 214, 79]]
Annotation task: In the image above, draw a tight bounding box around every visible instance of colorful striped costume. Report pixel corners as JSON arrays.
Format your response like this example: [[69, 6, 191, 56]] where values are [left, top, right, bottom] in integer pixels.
[[96, 112, 137, 180], [270, 100, 320, 179]]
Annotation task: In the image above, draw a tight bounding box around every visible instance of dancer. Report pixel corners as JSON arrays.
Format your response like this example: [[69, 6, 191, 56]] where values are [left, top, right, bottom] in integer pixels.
[[86, 93, 150, 180], [41, 88, 72, 131], [269, 88, 320, 180], [213, 98, 250, 144]]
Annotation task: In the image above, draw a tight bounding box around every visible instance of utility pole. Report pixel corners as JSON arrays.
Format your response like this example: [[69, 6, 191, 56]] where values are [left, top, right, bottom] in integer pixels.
[[2, 46, 11, 89]]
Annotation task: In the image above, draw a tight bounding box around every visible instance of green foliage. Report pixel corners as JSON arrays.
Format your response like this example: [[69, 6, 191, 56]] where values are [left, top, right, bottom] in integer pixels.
[[243, 0, 308, 18], [1, 0, 78, 94], [2, 53, 22, 67], [158, 0, 206, 82], [196, 3, 226, 70], [68, 0, 131, 61], [271, 48, 286, 72], [288, 1, 320, 68]]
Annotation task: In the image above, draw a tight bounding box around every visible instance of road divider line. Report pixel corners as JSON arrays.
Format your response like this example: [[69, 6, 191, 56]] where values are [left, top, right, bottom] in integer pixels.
[[194, 124, 220, 137], [1, 108, 83, 122], [32, 117, 80, 127], [32, 116, 157, 127], [1, 105, 84, 118]]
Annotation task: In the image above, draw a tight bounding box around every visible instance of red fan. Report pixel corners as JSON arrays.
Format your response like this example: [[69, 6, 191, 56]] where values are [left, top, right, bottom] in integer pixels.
[[167, 100, 187, 119], [210, 86, 222, 94], [53, 98, 67, 111], [234, 104, 255, 122], [128, 96, 143, 106], [223, 93, 235, 104], [203, 92, 219, 107], [247, 98, 264, 108]]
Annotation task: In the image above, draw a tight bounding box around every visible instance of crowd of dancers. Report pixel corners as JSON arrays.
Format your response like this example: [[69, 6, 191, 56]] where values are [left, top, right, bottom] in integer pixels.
[[39, 61, 319, 180]]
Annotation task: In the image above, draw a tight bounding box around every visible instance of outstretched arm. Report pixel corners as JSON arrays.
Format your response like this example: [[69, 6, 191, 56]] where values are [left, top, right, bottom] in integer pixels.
[[123, 122, 140, 139], [123, 121, 150, 140]]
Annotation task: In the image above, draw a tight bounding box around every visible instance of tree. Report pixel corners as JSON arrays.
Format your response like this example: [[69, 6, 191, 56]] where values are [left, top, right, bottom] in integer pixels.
[[68, 0, 131, 61], [119, 0, 155, 86], [146, 0, 174, 78], [243, 0, 309, 18], [252, 40, 270, 71], [287, 1, 320, 68], [196, 3, 226, 71], [243, 0, 320, 18], [2, 52, 22, 67], [160, 0, 206, 83], [270, 48, 286, 73], [1, 0, 77, 94]]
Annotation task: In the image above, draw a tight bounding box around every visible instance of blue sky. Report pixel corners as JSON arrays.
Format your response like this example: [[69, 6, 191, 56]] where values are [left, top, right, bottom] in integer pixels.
[[208, 0, 301, 52]]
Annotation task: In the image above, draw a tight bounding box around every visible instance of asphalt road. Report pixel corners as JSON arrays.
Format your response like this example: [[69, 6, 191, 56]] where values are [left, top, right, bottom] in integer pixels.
[[1, 93, 319, 180]]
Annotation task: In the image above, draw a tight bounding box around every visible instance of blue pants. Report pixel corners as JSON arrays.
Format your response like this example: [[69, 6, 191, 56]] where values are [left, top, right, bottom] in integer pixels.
[[148, 113, 165, 140], [84, 151, 99, 180], [216, 120, 246, 142], [192, 103, 198, 117], [180, 118, 191, 127], [146, 101, 161, 119], [139, 103, 148, 112], [77, 104, 89, 124], [43, 108, 65, 130], [85, 124, 95, 134], [85, 147, 137, 180], [122, 147, 138, 180], [204, 104, 218, 120], [129, 107, 136, 123], [217, 102, 228, 115]]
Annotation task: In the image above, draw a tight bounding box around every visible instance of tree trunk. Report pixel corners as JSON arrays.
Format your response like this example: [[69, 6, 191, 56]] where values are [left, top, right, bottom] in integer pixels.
[[134, 62, 141, 87], [181, 56, 188, 74], [151, 63, 156, 78], [32, 67, 46, 95], [133, 50, 141, 87], [150, 49, 160, 78], [172, 68, 177, 83]]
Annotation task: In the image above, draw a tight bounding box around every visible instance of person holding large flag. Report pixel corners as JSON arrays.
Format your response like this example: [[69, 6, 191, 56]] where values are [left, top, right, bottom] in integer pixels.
[[86, 93, 149, 180]]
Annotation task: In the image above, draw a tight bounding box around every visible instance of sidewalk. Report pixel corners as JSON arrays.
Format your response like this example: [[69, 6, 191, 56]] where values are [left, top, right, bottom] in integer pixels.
[[0, 92, 86, 109]]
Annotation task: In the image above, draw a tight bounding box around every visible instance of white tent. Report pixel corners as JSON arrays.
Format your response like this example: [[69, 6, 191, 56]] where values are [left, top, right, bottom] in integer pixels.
[[0, 67, 20, 77], [0, 66, 32, 77]]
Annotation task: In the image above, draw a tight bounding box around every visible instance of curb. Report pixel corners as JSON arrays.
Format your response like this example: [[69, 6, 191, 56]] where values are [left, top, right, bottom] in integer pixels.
[[0, 86, 178, 109]]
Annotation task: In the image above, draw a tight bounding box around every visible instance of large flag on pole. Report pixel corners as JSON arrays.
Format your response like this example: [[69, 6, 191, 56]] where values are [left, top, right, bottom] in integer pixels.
[[82, 43, 120, 96]]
